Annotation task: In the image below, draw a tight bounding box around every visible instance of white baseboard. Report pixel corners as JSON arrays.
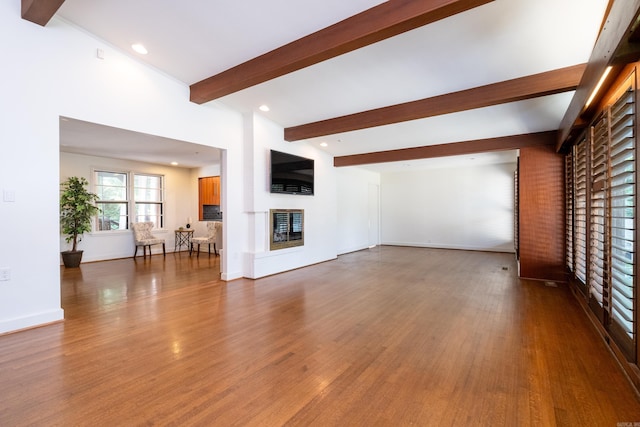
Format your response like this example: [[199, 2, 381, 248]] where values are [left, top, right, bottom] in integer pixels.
[[381, 241, 515, 253], [0, 308, 64, 335], [221, 271, 243, 281]]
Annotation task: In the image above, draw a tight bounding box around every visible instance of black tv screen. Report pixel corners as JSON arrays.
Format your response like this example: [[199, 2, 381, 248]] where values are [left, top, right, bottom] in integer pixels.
[[270, 150, 314, 195]]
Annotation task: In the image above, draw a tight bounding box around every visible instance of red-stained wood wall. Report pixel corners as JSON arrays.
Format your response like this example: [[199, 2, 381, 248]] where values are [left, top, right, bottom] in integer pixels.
[[518, 145, 566, 281]]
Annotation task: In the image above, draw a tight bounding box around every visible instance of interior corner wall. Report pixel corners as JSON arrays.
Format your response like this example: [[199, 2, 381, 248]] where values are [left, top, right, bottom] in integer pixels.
[[336, 167, 381, 255], [380, 162, 516, 252], [518, 145, 565, 282], [0, 3, 244, 334], [242, 114, 338, 279]]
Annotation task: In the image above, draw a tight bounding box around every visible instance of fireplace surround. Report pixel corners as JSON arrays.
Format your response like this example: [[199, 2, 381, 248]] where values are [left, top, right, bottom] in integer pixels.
[[270, 209, 304, 250]]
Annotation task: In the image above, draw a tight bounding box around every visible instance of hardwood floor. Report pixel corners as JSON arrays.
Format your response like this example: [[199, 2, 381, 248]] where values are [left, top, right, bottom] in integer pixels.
[[1, 247, 639, 425]]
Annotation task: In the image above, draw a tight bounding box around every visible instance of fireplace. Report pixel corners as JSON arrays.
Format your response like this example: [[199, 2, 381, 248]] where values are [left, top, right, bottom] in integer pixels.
[[270, 209, 304, 250]]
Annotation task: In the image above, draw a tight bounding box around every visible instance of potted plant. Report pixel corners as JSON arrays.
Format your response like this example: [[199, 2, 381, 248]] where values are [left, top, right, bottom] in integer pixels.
[[60, 176, 100, 268]]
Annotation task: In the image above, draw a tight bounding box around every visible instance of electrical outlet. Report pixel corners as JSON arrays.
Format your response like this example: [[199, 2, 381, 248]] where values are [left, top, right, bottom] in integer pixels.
[[0, 269, 10, 281]]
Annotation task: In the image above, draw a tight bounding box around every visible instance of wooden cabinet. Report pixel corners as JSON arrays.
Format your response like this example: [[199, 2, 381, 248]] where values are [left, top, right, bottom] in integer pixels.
[[198, 176, 220, 220]]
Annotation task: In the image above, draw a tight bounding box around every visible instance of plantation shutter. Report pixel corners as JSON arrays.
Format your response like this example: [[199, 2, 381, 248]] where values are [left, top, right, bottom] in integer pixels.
[[575, 138, 588, 286], [566, 153, 574, 272], [608, 86, 636, 358], [514, 165, 519, 257], [589, 115, 609, 319]]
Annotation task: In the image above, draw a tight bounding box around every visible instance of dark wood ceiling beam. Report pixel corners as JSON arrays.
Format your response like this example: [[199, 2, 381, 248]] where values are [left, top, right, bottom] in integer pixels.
[[22, 0, 65, 26], [285, 64, 585, 142], [556, 0, 640, 151], [189, 0, 494, 104], [334, 131, 556, 167]]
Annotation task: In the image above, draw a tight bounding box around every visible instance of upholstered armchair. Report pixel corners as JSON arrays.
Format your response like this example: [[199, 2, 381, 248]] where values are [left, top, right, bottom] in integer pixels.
[[190, 221, 218, 257], [131, 222, 165, 258]]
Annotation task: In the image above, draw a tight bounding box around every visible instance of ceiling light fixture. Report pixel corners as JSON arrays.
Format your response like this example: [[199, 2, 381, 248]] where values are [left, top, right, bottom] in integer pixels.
[[320, 142, 328, 147], [585, 66, 613, 108], [171, 162, 178, 166], [259, 105, 270, 112], [131, 43, 148, 55]]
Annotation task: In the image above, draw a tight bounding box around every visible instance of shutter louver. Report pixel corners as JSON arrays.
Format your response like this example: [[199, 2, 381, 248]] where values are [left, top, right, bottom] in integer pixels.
[[575, 139, 588, 286], [590, 115, 609, 314], [609, 87, 636, 349], [514, 167, 519, 257], [566, 153, 574, 271]]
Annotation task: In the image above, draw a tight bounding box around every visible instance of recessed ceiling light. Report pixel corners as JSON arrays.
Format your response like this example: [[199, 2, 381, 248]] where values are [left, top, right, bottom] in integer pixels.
[[259, 105, 270, 112], [320, 142, 328, 147], [131, 43, 148, 55], [171, 162, 178, 166]]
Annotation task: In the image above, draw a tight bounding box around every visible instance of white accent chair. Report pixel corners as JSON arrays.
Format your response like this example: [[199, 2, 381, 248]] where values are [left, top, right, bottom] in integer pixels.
[[190, 221, 219, 257], [132, 222, 165, 258]]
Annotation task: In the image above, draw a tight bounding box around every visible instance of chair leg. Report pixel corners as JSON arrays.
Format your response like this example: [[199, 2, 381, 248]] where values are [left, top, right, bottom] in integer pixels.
[[214, 243, 218, 256], [162, 243, 166, 256], [208, 243, 211, 256], [197, 244, 201, 257], [143, 245, 147, 258], [134, 246, 138, 258]]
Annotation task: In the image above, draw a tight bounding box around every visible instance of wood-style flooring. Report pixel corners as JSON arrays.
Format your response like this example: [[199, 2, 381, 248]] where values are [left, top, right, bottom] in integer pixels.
[[1, 247, 640, 425]]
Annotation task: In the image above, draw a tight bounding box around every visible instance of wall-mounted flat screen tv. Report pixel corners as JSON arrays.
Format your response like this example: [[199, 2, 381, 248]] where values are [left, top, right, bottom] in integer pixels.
[[270, 150, 314, 195]]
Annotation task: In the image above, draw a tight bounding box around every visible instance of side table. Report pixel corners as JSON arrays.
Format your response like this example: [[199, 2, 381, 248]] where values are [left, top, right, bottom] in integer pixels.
[[174, 229, 194, 252]]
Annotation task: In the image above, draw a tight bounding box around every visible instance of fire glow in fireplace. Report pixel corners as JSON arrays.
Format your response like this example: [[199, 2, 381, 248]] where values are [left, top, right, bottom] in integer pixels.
[[270, 209, 304, 250]]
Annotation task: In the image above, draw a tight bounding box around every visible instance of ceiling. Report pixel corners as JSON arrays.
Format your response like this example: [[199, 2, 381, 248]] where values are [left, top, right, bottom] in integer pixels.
[[54, 0, 610, 171], [60, 117, 221, 168]]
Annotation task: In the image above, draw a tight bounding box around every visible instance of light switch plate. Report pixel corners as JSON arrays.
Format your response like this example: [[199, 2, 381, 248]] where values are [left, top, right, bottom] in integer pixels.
[[3, 190, 15, 202]]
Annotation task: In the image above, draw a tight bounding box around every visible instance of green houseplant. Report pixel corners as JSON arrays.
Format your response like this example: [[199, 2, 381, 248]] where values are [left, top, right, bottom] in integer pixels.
[[60, 176, 100, 268]]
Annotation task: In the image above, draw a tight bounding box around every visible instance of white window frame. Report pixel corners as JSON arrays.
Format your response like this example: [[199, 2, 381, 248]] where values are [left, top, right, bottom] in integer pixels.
[[92, 169, 166, 232]]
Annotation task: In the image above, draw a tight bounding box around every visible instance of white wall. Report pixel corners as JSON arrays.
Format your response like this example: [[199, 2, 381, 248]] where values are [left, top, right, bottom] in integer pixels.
[[60, 152, 200, 260], [0, 3, 245, 334], [336, 167, 381, 255], [381, 162, 516, 252], [243, 114, 338, 278]]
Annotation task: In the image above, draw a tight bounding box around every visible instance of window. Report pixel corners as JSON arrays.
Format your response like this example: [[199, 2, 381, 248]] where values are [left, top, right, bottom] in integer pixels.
[[608, 86, 636, 355], [565, 153, 574, 272], [574, 137, 588, 288], [95, 171, 128, 231], [565, 77, 636, 362], [94, 170, 165, 231], [134, 174, 164, 229], [589, 114, 608, 319]]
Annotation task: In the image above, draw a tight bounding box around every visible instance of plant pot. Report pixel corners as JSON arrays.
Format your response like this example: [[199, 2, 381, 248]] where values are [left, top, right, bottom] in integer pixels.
[[61, 250, 83, 268]]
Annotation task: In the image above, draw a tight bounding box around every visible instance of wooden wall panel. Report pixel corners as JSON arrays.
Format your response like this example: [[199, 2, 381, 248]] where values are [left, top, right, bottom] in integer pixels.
[[518, 145, 566, 281], [198, 176, 221, 221]]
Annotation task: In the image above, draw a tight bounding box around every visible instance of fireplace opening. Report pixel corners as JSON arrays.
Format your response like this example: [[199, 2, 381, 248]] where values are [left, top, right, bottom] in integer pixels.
[[270, 209, 304, 250]]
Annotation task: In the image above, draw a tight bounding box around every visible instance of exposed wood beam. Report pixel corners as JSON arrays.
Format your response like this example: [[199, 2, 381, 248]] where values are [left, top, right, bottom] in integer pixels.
[[556, 0, 640, 151], [22, 0, 65, 26], [286, 64, 585, 142], [334, 131, 556, 167], [189, 0, 494, 104]]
